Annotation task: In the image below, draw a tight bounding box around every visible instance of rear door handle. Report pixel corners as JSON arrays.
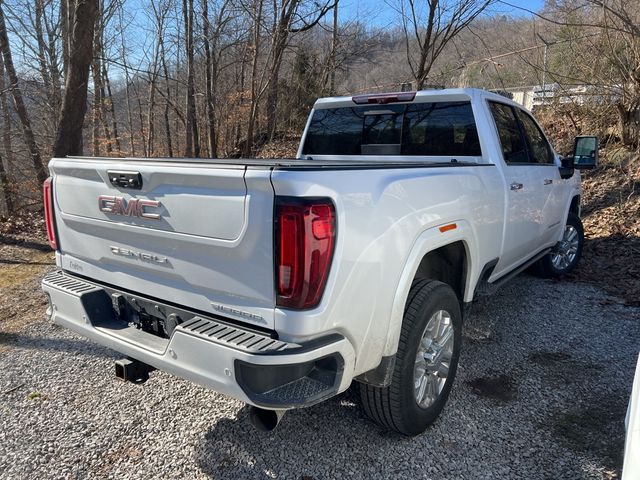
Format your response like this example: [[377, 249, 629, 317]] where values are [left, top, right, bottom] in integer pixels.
[[510, 182, 523, 191], [544, 179, 553, 185]]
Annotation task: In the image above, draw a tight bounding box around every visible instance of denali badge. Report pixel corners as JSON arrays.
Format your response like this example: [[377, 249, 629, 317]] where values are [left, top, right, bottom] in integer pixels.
[[211, 303, 266, 324], [98, 195, 161, 220], [110, 246, 168, 264]]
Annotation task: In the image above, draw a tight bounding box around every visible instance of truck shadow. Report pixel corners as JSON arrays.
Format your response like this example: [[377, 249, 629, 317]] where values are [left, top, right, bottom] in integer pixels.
[[0, 234, 50, 252], [0, 330, 114, 358], [194, 387, 406, 479]]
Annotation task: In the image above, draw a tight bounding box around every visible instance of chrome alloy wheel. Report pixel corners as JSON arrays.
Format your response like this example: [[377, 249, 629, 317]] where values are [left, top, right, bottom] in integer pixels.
[[551, 224, 579, 271], [413, 309, 454, 409]]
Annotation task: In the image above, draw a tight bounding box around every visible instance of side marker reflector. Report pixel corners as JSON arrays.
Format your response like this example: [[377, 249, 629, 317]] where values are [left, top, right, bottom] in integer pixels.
[[439, 223, 457, 233]]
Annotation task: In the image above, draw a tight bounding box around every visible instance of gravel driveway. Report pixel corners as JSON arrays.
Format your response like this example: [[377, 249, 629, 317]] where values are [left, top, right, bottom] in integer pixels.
[[1, 273, 638, 480]]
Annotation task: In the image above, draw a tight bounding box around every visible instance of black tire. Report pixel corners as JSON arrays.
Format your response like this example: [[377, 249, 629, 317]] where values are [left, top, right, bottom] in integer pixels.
[[536, 212, 584, 278], [359, 280, 462, 436]]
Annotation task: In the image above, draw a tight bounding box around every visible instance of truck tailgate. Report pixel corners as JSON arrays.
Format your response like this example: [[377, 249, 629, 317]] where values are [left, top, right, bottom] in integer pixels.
[[50, 158, 276, 329]]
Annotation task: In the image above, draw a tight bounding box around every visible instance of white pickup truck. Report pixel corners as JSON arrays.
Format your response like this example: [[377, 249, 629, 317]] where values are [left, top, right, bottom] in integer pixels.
[[41, 88, 597, 435]]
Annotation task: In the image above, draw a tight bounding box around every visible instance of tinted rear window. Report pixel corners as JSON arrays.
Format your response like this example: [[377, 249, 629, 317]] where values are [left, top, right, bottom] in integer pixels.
[[302, 101, 481, 157]]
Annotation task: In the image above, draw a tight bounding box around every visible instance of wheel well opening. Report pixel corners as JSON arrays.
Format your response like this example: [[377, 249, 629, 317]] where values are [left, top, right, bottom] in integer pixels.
[[414, 242, 467, 301]]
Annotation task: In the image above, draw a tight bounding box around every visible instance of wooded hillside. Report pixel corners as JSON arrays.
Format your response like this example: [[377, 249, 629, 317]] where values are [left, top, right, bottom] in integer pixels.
[[0, 0, 638, 214]]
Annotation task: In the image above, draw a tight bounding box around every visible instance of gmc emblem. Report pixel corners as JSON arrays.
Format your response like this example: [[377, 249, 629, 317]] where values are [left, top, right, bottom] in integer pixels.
[[98, 195, 162, 220]]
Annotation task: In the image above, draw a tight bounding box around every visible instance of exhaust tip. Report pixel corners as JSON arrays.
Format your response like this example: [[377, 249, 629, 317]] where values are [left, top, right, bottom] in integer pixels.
[[249, 407, 285, 431]]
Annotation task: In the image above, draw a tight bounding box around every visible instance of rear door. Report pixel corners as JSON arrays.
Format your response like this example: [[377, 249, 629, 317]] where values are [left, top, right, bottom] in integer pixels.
[[51, 157, 276, 329], [488, 101, 546, 276]]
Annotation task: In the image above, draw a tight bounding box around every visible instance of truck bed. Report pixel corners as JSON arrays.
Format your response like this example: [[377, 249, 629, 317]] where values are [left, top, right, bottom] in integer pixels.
[[67, 155, 487, 170]]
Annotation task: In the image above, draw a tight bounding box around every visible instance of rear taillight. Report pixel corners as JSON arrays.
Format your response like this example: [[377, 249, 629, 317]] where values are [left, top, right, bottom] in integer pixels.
[[275, 197, 336, 309], [43, 177, 58, 251]]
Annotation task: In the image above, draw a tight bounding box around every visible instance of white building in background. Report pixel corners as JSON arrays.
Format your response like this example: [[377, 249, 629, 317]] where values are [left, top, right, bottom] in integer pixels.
[[491, 83, 618, 110]]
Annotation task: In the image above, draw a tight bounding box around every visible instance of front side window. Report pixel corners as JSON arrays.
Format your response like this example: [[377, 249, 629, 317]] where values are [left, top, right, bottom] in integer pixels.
[[302, 101, 481, 157], [517, 110, 555, 164], [488, 102, 529, 164]]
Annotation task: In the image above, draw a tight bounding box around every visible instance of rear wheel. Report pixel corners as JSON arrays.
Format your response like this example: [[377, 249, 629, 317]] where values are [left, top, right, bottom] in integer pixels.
[[359, 280, 462, 436], [536, 212, 584, 278]]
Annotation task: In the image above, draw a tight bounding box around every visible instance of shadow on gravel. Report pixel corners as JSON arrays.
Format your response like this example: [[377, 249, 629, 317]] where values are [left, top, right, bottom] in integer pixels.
[[0, 234, 50, 251], [466, 373, 517, 403], [547, 397, 627, 474], [0, 257, 55, 266], [529, 348, 626, 473], [194, 387, 406, 479], [0, 330, 112, 357]]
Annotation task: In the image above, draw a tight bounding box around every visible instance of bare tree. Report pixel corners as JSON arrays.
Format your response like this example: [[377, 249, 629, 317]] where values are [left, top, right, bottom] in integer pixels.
[[0, 150, 10, 213], [60, 0, 74, 78], [183, 0, 200, 157], [244, 0, 264, 157], [0, 1, 47, 184], [91, 7, 102, 155], [400, 0, 492, 89], [102, 60, 122, 155], [531, 0, 640, 147], [328, 0, 339, 95], [202, 0, 219, 157], [117, 5, 136, 156], [264, 0, 336, 139], [0, 52, 13, 212], [53, 0, 98, 157]]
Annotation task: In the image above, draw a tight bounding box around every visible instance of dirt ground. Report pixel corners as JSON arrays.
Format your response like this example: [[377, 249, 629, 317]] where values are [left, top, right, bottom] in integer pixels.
[[0, 216, 55, 352]]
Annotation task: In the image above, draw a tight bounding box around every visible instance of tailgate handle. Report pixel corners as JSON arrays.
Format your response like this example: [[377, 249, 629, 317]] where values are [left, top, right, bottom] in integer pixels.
[[108, 170, 143, 190]]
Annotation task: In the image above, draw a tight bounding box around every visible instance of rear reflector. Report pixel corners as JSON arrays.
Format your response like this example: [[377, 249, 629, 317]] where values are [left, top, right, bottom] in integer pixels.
[[352, 91, 416, 105], [275, 197, 336, 310], [43, 177, 58, 251]]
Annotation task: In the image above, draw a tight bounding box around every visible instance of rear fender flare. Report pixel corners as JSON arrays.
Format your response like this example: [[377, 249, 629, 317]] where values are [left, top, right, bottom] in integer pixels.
[[382, 220, 479, 357]]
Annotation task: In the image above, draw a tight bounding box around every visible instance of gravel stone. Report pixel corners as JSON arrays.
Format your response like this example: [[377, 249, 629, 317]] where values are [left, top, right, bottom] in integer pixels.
[[0, 275, 638, 479]]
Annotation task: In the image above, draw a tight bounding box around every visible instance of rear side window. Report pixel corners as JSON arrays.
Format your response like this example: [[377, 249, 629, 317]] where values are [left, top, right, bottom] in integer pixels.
[[488, 102, 529, 164], [516, 110, 555, 164], [302, 101, 481, 157], [403, 102, 481, 156], [301, 108, 363, 155]]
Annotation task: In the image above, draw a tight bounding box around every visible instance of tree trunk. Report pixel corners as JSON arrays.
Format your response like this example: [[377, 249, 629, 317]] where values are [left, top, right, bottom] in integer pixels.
[[61, 0, 76, 80], [134, 81, 147, 156], [244, 0, 264, 157], [35, 0, 54, 114], [0, 2, 47, 184], [0, 52, 13, 210], [0, 150, 11, 214], [102, 61, 121, 155], [265, 20, 288, 141], [160, 37, 173, 157], [183, 0, 199, 157], [146, 76, 156, 156], [414, 0, 437, 90], [91, 11, 102, 156], [202, 0, 216, 157], [52, 0, 98, 157], [328, 0, 338, 95], [234, 43, 248, 153], [118, 8, 135, 156], [45, 7, 63, 120], [618, 102, 640, 148]]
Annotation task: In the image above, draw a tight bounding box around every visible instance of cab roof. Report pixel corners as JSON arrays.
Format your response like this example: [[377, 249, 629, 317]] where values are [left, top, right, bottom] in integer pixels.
[[312, 87, 520, 110]]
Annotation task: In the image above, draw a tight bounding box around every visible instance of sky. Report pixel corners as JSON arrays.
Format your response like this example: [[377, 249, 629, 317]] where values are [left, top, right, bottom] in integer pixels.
[[339, 0, 546, 27]]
